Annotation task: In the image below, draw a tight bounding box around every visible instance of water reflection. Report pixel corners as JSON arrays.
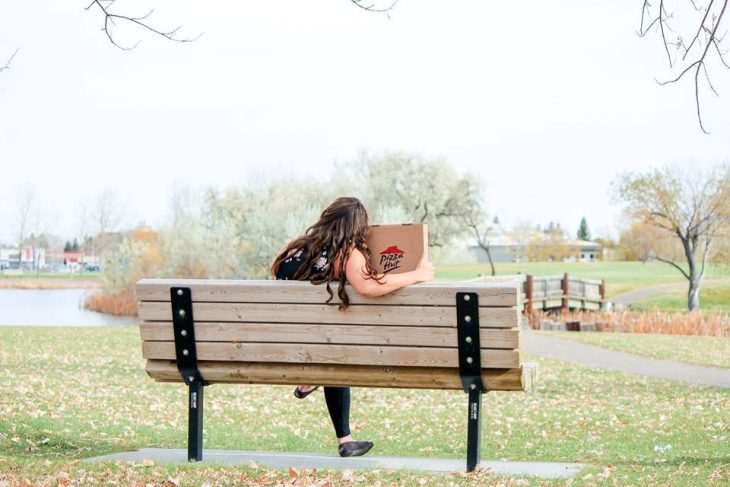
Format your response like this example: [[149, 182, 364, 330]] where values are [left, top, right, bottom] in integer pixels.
[[0, 289, 138, 327]]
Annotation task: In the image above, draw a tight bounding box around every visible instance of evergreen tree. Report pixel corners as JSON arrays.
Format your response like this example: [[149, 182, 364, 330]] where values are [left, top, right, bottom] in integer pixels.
[[577, 217, 591, 241], [64, 241, 72, 252]]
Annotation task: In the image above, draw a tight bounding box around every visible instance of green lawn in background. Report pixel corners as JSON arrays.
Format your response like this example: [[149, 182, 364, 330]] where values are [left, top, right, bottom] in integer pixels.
[[633, 282, 730, 312], [542, 331, 730, 369], [436, 260, 730, 298], [1, 326, 728, 486]]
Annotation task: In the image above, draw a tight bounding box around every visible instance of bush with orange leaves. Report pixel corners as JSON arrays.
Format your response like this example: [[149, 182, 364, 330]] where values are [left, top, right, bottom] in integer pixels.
[[83, 285, 138, 316], [83, 228, 164, 316], [529, 309, 730, 337]]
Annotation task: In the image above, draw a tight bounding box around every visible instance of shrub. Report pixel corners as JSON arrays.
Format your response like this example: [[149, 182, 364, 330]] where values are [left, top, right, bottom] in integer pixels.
[[530, 309, 730, 337]]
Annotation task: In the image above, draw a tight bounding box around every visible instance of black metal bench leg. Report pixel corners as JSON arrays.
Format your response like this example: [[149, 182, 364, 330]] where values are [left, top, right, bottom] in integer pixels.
[[188, 380, 204, 462], [466, 389, 482, 472]]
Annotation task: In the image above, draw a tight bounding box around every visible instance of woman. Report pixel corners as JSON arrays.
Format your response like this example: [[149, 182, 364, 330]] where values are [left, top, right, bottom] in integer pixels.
[[271, 196, 435, 457]]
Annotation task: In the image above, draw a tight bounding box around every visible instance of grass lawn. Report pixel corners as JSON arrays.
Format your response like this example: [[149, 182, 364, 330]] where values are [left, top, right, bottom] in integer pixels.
[[634, 282, 730, 312], [436, 261, 730, 298], [1, 327, 728, 486], [542, 331, 730, 369]]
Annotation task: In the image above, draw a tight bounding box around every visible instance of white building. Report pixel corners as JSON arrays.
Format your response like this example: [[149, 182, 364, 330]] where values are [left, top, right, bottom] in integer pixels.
[[469, 237, 604, 263], [0, 246, 46, 270]]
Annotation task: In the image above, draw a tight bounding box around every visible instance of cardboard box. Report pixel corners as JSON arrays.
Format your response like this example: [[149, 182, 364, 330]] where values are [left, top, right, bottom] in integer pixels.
[[366, 223, 428, 275]]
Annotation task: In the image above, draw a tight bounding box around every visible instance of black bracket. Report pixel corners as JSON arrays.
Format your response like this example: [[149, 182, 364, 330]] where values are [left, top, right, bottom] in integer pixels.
[[456, 292, 485, 393], [170, 287, 205, 386]]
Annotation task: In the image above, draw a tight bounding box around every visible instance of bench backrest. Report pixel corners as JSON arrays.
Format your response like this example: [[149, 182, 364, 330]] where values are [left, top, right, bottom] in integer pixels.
[[136, 279, 532, 391]]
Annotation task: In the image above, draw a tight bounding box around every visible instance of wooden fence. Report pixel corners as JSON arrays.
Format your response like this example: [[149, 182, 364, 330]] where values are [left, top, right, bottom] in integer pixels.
[[468, 273, 606, 315]]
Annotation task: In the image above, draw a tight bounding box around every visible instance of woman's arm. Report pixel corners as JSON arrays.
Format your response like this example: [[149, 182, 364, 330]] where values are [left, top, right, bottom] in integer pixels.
[[345, 248, 435, 298]]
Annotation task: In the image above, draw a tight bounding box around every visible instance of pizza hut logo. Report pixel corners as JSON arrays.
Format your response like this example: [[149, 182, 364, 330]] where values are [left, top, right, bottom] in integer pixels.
[[379, 245, 405, 273]]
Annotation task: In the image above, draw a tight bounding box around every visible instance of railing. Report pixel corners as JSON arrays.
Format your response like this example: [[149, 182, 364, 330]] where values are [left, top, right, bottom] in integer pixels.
[[468, 273, 606, 314]]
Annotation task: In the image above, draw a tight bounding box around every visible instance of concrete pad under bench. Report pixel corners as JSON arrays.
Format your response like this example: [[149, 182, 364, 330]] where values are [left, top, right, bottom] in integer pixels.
[[86, 448, 585, 479]]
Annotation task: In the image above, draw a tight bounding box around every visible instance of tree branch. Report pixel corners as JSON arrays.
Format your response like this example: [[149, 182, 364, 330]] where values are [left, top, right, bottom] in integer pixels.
[[699, 231, 714, 279], [684, 0, 715, 60], [86, 0, 202, 50], [348, 0, 400, 13], [651, 254, 691, 280], [659, 0, 674, 68], [643, 0, 729, 134], [0, 48, 18, 73], [711, 36, 730, 68]]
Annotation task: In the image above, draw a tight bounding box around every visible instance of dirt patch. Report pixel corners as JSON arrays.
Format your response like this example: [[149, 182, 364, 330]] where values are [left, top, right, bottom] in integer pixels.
[[0, 278, 103, 290]]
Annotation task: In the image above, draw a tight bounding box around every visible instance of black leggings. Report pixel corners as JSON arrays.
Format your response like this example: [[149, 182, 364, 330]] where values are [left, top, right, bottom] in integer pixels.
[[324, 386, 351, 438]]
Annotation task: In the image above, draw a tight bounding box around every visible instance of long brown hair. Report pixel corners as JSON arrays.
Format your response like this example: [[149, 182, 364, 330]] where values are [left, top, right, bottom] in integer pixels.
[[271, 197, 382, 310]]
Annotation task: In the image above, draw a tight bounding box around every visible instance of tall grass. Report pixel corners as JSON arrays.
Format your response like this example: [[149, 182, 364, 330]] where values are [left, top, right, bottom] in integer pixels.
[[83, 285, 138, 316], [530, 309, 730, 336]]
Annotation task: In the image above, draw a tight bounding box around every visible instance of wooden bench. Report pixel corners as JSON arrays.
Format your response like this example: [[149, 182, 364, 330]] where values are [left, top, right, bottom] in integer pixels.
[[136, 278, 537, 471]]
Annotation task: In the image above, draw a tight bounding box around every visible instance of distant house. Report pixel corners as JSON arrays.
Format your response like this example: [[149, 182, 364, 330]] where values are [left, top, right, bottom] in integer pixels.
[[572, 239, 603, 262], [469, 238, 604, 264]]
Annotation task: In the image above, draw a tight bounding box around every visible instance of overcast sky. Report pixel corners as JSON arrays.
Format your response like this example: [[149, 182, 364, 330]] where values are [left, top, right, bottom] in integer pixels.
[[1, 0, 729, 245]]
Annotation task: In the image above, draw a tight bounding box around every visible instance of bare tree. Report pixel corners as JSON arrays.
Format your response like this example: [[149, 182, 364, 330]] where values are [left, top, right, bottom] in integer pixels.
[[89, 188, 124, 262], [453, 178, 497, 275], [613, 164, 730, 310], [464, 215, 497, 275], [640, 1, 730, 133], [0, 48, 18, 73], [14, 186, 36, 269]]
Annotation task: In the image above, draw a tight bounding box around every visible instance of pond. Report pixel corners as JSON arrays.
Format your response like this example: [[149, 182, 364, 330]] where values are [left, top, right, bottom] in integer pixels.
[[0, 289, 138, 327]]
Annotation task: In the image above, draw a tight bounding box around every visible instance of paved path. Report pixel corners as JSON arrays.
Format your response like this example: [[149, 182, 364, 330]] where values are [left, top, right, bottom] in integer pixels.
[[522, 331, 730, 388], [86, 449, 585, 479], [611, 283, 684, 305]]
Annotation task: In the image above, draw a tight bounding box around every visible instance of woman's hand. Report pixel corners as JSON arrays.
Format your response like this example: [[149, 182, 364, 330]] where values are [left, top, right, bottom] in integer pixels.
[[345, 249, 436, 297], [415, 258, 435, 283]]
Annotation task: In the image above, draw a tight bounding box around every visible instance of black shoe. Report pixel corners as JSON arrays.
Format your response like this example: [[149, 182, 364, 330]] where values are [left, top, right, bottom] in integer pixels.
[[338, 441, 374, 458], [293, 386, 319, 399]]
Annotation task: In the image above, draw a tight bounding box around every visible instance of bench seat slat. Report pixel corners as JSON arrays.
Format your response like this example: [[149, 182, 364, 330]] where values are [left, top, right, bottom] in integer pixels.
[[141, 341, 520, 368], [144, 360, 536, 391], [138, 302, 519, 328], [139, 322, 520, 349], [136, 279, 519, 307]]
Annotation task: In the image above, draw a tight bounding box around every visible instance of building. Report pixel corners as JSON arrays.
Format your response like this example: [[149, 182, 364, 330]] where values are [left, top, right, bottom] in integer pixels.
[[469, 238, 604, 264], [0, 246, 46, 270], [0, 247, 97, 272], [44, 250, 86, 270]]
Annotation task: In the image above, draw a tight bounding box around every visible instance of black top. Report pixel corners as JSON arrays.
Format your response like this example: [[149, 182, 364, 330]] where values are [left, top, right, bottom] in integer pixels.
[[275, 246, 331, 280]]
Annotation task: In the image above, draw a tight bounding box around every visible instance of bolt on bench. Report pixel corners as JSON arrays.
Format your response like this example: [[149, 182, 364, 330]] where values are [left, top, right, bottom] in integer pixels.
[[136, 279, 537, 472]]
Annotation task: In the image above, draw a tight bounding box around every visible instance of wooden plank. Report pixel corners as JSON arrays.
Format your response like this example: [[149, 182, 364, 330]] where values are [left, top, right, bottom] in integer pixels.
[[138, 302, 519, 329], [568, 298, 583, 309], [580, 278, 603, 285], [139, 322, 520, 349], [136, 279, 518, 307], [141, 341, 519, 368], [144, 360, 531, 391]]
